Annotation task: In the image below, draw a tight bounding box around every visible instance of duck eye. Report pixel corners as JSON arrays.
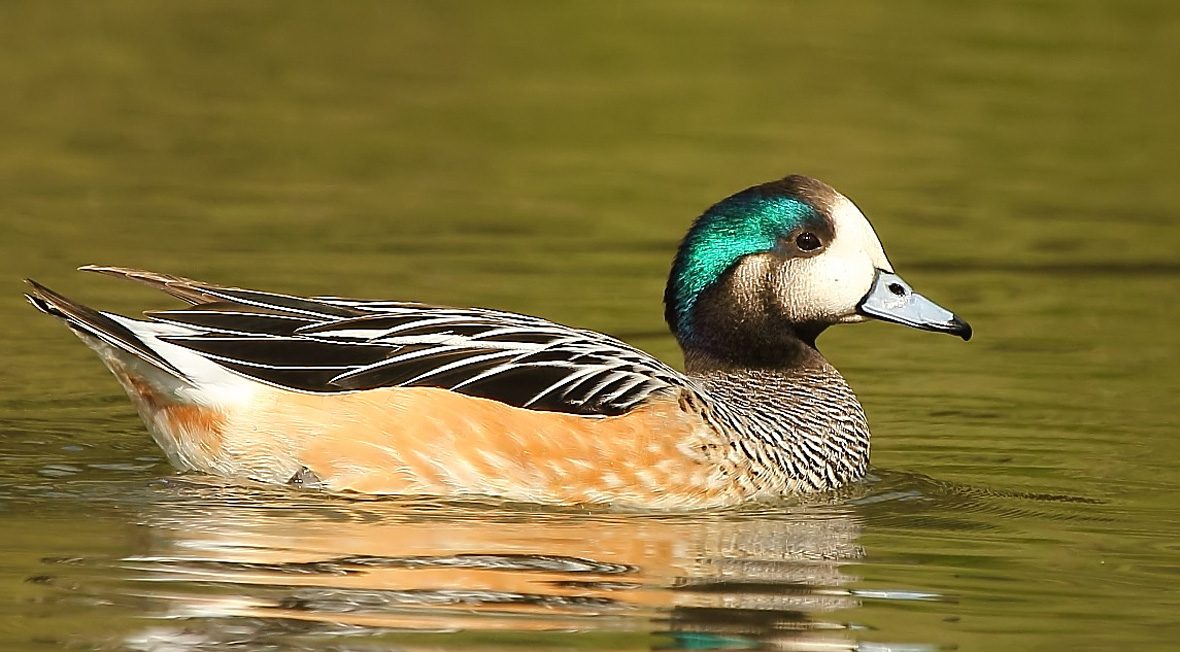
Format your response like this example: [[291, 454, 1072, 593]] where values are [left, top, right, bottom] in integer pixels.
[[795, 232, 822, 251]]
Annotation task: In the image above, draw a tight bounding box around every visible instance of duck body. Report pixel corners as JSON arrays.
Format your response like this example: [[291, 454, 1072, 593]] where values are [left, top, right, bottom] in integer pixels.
[[25, 175, 969, 508]]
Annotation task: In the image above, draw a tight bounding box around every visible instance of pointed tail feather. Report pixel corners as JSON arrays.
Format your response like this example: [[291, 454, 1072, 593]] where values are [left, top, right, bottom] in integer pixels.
[[78, 265, 220, 305], [24, 278, 184, 376], [25, 278, 249, 472], [78, 264, 362, 318]]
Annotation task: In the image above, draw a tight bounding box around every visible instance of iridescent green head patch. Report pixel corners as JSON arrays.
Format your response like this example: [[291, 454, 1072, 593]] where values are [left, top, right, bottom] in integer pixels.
[[664, 187, 818, 338]]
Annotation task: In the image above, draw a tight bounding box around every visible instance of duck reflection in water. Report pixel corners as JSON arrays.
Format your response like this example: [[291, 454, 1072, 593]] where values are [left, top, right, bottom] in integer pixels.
[[108, 484, 872, 651]]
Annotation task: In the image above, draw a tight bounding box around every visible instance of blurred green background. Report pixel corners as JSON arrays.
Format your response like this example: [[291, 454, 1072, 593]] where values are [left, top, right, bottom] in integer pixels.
[[1, 2, 1177, 651]]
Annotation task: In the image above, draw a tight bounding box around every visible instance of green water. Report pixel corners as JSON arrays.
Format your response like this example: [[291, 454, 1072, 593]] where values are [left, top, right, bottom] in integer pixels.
[[1, 2, 1177, 650]]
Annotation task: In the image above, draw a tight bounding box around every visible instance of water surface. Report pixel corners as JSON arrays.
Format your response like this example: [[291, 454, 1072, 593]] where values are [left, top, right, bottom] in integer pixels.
[[1, 2, 1177, 651]]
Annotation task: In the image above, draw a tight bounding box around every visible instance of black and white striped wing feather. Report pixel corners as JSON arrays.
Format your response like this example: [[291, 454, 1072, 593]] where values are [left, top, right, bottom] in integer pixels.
[[150, 286, 691, 417]]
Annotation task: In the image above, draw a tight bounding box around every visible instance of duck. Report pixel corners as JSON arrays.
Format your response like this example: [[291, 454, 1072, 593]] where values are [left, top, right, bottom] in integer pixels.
[[25, 175, 970, 509]]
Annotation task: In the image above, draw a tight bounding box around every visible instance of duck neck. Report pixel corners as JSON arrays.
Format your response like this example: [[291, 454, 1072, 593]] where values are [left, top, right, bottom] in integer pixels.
[[670, 252, 833, 372], [677, 322, 870, 494], [686, 360, 871, 494], [682, 332, 829, 376]]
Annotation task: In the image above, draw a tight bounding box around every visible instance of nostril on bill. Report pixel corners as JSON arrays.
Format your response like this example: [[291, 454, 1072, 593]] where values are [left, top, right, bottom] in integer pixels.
[[888, 283, 906, 296]]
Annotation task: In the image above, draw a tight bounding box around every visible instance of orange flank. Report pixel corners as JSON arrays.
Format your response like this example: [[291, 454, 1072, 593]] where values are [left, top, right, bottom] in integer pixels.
[[235, 387, 742, 508], [109, 362, 748, 508]]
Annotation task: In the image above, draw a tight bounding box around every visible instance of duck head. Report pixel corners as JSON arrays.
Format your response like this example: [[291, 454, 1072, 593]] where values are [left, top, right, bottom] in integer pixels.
[[664, 175, 971, 369]]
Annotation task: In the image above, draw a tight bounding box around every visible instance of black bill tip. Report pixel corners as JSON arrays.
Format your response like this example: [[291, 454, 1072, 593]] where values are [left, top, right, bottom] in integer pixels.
[[948, 315, 973, 341]]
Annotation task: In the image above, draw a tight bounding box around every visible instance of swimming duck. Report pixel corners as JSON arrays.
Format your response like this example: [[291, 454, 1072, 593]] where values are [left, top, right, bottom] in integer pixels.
[[25, 175, 970, 508]]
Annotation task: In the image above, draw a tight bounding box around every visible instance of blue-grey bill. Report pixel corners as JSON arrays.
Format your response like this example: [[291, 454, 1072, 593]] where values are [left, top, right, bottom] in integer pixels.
[[857, 270, 972, 341]]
